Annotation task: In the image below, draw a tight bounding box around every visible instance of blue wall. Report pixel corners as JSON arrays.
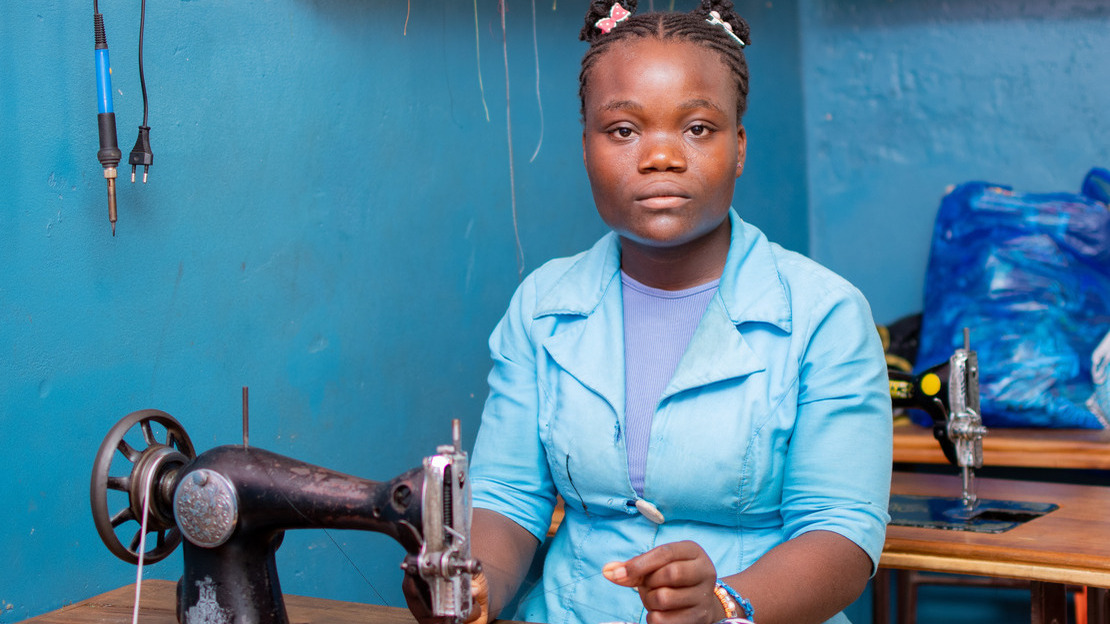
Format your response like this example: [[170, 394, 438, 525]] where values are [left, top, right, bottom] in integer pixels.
[[804, 3, 1110, 619], [801, 0, 1110, 324], [1, 0, 807, 619], [5, 0, 1107, 621]]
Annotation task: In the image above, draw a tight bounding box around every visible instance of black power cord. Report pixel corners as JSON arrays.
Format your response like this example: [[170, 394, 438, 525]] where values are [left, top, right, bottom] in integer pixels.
[[128, 0, 152, 184]]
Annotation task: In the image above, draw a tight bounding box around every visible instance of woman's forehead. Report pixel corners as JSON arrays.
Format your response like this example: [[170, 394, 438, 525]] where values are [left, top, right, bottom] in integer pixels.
[[583, 38, 736, 113]]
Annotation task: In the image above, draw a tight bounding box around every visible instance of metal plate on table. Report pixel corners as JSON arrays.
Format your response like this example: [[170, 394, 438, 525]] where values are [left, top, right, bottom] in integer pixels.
[[889, 494, 1058, 533]]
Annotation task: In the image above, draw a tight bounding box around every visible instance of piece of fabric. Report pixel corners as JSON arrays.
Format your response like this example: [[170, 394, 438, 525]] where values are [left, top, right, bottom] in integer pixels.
[[915, 168, 1110, 428], [470, 209, 893, 624]]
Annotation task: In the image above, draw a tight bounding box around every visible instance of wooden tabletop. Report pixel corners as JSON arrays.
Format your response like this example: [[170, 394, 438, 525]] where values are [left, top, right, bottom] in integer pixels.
[[20, 580, 419, 624], [892, 419, 1110, 469], [25, 472, 1110, 623], [884, 471, 1110, 588]]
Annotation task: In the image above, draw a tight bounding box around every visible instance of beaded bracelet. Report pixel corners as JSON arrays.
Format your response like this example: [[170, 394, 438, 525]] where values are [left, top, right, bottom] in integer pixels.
[[715, 581, 755, 621], [711, 582, 739, 618]]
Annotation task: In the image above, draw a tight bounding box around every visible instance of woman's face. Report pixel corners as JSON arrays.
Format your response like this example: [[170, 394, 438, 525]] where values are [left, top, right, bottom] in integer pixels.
[[582, 37, 746, 251]]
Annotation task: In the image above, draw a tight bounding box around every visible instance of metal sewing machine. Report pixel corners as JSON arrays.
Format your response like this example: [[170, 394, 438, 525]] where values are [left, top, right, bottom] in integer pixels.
[[89, 409, 480, 624], [889, 327, 986, 512], [887, 329, 1056, 532]]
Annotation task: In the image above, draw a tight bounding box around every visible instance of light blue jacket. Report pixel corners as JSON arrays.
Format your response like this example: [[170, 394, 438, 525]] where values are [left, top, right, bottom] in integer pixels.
[[471, 210, 892, 624]]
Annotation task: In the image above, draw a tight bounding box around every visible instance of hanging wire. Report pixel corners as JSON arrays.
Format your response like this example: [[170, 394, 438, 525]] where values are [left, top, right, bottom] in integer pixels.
[[474, 0, 491, 121], [138, 0, 149, 127], [528, 0, 545, 163], [499, 0, 525, 279]]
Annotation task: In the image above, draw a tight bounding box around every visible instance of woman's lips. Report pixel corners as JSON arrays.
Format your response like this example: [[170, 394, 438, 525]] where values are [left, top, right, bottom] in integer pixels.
[[636, 195, 690, 209], [635, 183, 690, 210]]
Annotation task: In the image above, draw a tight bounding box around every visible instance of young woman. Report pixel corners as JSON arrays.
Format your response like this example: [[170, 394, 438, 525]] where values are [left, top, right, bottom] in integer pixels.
[[409, 3, 892, 623]]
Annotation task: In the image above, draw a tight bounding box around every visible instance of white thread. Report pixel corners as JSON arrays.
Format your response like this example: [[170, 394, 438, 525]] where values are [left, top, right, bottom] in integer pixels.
[[131, 482, 152, 624], [529, 0, 544, 163]]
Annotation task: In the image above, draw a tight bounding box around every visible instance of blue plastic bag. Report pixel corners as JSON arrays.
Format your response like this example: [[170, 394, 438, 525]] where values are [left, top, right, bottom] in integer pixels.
[[914, 168, 1110, 429]]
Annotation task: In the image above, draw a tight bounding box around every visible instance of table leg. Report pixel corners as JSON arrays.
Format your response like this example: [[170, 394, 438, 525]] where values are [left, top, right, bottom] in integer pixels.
[[1030, 581, 1068, 624], [873, 569, 891, 624], [1087, 588, 1108, 624], [896, 570, 917, 624]]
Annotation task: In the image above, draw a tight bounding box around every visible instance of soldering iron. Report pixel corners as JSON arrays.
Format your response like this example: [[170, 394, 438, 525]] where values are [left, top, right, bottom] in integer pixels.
[[94, 2, 121, 235], [93, 0, 154, 236]]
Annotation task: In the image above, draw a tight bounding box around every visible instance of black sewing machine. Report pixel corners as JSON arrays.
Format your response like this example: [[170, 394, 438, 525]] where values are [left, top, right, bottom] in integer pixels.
[[887, 329, 1057, 532], [89, 409, 480, 624]]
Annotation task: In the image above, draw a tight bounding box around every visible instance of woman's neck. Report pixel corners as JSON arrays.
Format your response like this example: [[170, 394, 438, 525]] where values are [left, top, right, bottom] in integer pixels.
[[619, 218, 731, 291]]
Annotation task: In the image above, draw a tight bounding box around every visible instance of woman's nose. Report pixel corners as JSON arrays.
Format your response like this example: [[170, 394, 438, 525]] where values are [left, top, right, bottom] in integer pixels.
[[638, 134, 686, 172]]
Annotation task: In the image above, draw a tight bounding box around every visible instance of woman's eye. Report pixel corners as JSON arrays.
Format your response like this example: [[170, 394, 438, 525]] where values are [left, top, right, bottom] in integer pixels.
[[689, 124, 711, 137], [611, 127, 634, 138]]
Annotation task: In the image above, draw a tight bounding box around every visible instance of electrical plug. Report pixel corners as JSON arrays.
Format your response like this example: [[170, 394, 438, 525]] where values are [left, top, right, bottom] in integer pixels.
[[129, 125, 153, 183]]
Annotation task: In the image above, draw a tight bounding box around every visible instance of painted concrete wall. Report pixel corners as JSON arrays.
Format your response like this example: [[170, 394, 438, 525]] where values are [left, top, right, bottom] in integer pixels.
[[1, 1, 807, 619], [801, 0, 1110, 325], [801, 2, 1110, 619], [8, 0, 1110, 621]]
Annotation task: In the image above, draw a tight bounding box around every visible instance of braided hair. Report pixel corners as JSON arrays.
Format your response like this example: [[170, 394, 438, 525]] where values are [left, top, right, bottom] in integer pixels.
[[578, 0, 751, 122]]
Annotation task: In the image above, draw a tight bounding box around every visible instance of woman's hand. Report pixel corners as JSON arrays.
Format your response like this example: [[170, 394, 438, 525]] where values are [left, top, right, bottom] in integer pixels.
[[467, 571, 491, 624], [602, 541, 725, 624], [402, 572, 489, 624]]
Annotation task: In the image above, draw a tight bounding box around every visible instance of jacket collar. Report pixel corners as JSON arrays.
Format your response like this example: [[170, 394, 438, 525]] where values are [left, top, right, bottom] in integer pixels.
[[534, 209, 792, 332], [534, 210, 793, 406], [717, 209, 792, 333]]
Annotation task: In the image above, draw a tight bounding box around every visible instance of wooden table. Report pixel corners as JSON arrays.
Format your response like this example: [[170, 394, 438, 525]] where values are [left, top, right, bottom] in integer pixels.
[[880, 471, 1110, 624], [19, 580, 419, 624], [893, 420, 1110, 470], [24, 467, 1110, 624]]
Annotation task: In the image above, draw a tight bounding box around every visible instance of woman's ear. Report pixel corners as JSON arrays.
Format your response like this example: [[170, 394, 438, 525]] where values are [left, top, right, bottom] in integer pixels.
[[736, 125, 747, 178]]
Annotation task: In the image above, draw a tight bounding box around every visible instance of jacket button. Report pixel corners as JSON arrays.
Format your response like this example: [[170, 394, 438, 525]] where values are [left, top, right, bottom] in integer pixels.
[[635, 499, 665, 524]]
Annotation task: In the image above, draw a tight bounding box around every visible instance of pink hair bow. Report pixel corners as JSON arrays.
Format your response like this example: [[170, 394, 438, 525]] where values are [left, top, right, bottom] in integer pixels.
[[595, 3, 631, 34]]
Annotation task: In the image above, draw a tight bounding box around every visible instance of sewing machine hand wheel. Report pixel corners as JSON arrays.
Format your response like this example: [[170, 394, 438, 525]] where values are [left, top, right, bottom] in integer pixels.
[[90, 409, 196, 564]]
